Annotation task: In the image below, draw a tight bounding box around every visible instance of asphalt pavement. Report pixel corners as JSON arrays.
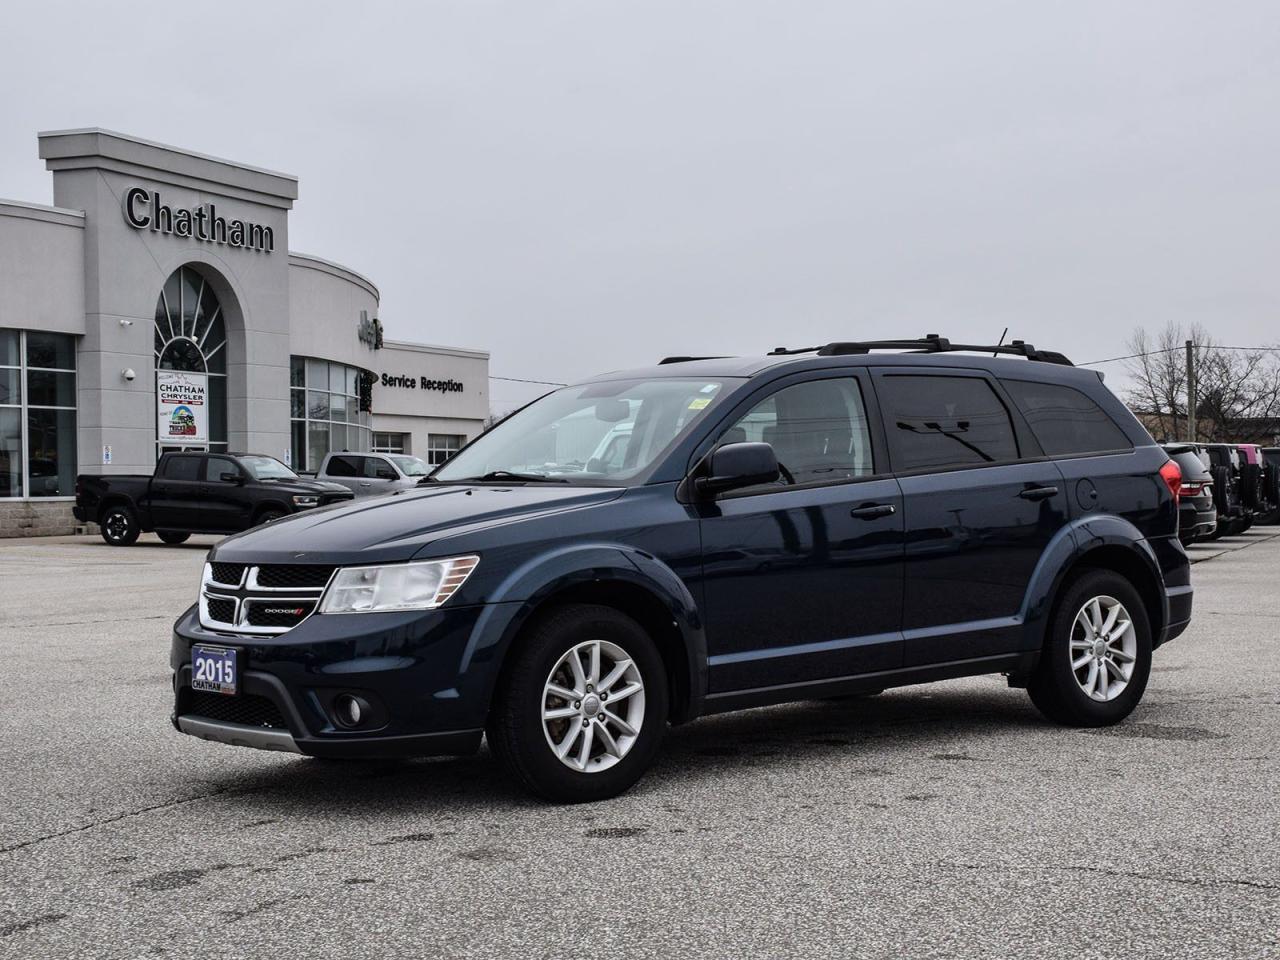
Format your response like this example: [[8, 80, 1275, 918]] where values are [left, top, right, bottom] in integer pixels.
[[0, 531, 1277, 959]]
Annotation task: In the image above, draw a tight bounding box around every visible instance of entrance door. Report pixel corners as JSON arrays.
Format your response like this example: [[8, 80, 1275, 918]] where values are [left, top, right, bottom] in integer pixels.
[[698, 374, 905, 693]]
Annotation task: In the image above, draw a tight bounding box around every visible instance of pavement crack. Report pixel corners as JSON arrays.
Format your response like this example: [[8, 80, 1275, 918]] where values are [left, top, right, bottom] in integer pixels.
[[946, 859, 1278, 893], [0, 784, 269, 856], [0, 912, 67, 938]]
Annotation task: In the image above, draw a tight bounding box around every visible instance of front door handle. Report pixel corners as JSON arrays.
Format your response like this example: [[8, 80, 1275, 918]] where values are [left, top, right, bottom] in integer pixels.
[[1018, 485, 1059, 501], [359, 481, 372, 487], [850, 503, 896, 520]]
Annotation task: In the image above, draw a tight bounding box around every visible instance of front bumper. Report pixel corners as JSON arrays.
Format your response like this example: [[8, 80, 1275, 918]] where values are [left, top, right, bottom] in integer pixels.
[[169, 602, 508, 758]]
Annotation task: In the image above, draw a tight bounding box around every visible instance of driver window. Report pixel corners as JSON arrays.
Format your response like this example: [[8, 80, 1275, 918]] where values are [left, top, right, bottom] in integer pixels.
[[203, 456, 239, 483], [720, 378, 874, 485]]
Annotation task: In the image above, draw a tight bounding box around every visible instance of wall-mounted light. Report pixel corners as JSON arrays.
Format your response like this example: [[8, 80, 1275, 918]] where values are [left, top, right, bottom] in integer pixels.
[[119, 318, 133, 327]]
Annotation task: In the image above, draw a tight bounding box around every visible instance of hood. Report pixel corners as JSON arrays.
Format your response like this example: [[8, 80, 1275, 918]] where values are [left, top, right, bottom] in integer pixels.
[[255, 477, 352, 495], [212, 484, 625, 564]]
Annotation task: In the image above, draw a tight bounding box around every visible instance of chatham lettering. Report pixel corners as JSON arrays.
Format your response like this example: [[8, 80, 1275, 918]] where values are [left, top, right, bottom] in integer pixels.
[[381, 373, 464, 393], [124, 187, 274, 253]]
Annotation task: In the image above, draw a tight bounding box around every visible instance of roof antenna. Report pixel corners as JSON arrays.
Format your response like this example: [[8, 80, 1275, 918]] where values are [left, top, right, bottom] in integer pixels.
[[993, 327, 1008, 357]]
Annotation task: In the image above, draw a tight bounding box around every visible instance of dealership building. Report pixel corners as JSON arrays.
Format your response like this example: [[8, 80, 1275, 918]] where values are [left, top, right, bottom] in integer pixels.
[[0, 128, 489, 536]]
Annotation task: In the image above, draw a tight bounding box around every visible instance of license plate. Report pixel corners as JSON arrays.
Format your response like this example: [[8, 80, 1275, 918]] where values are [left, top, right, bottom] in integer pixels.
[[191, 644, 238, 695]]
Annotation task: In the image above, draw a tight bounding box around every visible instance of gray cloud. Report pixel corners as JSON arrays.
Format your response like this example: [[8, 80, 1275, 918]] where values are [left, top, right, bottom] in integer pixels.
[[2, 1, 1276, 410]]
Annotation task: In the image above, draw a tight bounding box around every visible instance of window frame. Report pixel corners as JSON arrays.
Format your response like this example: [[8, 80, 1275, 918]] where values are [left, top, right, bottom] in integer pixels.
[[681, 369, 891, 501], [869, 367, 1045, 477], [1, 328, 78, 501]]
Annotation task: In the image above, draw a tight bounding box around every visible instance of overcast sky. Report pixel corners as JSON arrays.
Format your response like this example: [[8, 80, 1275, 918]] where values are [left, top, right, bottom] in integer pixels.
[[2, 1, 1277, 412]]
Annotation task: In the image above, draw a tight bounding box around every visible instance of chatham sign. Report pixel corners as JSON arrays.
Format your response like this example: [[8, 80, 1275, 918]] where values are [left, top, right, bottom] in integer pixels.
[[123, 187, 275, 253]]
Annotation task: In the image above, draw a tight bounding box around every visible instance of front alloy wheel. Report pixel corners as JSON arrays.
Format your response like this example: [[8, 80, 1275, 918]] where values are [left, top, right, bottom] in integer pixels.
[[487, 604, 668, 802], [542, 639, 646, 773]]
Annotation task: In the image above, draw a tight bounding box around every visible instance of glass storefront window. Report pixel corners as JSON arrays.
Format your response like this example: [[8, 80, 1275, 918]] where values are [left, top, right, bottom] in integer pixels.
[[372, 432, 408, 454], [0, 408, 20, 498], [427, 433, 466, 466], [291, 356, 372, 471], [0, 329, 78, 499]]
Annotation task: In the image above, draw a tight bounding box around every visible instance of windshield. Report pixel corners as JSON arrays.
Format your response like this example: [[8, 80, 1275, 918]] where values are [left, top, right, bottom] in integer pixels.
[[240, 455, 298, 480], [433, 378, 728, 484], [390, 455, 431, 477]]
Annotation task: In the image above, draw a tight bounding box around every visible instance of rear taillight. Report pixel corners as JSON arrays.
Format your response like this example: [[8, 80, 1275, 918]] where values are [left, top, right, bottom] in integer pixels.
[[1182, 481, 1204, 496], [1159, 459, 1182, 504]]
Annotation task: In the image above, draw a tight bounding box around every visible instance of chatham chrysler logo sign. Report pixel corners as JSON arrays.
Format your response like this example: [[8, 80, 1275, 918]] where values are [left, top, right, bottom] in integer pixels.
[[123, 187, 274, 253]]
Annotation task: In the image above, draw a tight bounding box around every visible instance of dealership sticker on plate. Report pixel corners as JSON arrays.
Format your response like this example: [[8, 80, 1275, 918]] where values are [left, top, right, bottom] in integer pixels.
[[191, 644, 238, 696]]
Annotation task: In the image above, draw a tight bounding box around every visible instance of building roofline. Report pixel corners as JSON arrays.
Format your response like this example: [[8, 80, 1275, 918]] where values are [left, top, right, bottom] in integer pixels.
[[288, 252, 379, 301], [0, 197, 86, 227], [38, 128, 299, 206], [37, 127, 298, 181], [381, 337, 489, 361]]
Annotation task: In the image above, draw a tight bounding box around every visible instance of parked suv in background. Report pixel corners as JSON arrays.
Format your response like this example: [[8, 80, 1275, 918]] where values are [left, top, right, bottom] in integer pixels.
[[171, 336, 1192, 802], [1203, 443, 1248, 537], [1163, 444, 1216, 544], [308, 451, 432, 497]]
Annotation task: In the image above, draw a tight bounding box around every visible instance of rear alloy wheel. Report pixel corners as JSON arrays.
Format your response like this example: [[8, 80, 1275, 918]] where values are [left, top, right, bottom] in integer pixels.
[[99, 505, 140, 546], [1028, 569, 1152, 726], [487, 604, 668, 802]]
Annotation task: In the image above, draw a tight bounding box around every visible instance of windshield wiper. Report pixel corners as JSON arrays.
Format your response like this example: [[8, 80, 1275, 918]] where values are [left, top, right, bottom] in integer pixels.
[[444, 470, 570, 484]]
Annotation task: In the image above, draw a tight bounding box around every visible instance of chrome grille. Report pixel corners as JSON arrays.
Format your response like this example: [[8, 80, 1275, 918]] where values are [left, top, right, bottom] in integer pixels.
[[200, 562, 333, 636]]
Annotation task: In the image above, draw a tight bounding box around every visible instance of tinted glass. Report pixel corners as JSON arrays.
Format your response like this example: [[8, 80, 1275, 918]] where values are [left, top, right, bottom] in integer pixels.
[[0, 329, 18, 366], [26, 370, 76, 407], [879, 375, 1018, 471], [0, 369, 19, 405], [26, 408, 75, 496], [26, 332, 75, 370], [1, 407, 22, 496], [722, 378, 874, 485], [162, 455, 201, 481], [326, 454, 361, 477], [203, 456, 240, 482], [1002, 379, 1131, 457]]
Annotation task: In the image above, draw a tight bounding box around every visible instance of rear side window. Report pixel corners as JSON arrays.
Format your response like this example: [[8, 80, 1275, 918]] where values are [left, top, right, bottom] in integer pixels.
[[1002, 379, 1132, 457], [325, 455, 361, 477], [878, 374, 1018, 471], [162, 456, 200, 481]]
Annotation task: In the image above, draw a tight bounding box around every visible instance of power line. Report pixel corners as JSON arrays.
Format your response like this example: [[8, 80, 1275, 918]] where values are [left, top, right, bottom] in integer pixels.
[[1079, 344, 1280, 366], [489, 375, 567, 387]]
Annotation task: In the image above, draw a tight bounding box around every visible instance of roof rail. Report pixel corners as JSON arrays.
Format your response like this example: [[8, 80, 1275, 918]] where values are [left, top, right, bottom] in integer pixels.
[[766, 334, 1073, 366], [658, 356, 729, 365]]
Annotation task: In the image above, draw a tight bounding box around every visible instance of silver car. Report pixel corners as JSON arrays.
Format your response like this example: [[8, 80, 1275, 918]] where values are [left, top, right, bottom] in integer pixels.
[[313, 451, 431, 497]]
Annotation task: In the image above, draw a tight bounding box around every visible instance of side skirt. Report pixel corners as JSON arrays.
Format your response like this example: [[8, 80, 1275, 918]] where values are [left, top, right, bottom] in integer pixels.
[[700, 651, 1039, 716]]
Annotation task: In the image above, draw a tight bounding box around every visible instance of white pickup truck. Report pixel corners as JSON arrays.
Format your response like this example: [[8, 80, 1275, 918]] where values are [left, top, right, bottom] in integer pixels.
[[309, 451, 432, 497]]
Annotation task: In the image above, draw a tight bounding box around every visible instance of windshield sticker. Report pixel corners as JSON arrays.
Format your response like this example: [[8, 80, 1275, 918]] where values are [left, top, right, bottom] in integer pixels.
[[688, 397, 711, 411]]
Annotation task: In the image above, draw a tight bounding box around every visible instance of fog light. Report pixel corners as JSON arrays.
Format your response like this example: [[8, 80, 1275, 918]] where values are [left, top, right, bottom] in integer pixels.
[[333, 694, 369, 729]]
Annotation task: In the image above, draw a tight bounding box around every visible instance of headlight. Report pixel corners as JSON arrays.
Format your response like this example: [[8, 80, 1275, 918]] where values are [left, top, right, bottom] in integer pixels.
[[319, 556, 480, 614], [292, 495, 320, 508]]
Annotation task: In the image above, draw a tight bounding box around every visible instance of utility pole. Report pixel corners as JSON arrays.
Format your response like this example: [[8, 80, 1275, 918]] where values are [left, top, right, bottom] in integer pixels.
[[1185, 339, 1196, 443]]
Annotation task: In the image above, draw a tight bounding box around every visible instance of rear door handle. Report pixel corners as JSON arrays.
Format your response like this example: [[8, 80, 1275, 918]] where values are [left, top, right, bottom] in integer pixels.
[[850, 503, 896, 520], [1018, 485, 1059, 501]]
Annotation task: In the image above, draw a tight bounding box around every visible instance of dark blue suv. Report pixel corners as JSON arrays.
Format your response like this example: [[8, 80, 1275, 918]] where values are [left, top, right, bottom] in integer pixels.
[[172, 336, 1193, 801]]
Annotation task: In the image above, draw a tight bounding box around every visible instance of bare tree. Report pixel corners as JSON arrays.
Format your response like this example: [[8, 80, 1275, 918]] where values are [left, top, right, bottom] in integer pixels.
[[1123, 322, 1280, 443]]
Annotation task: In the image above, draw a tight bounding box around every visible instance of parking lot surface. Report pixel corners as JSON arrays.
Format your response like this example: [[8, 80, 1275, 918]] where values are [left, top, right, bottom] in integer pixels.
[[1, 532, 1277, 959]]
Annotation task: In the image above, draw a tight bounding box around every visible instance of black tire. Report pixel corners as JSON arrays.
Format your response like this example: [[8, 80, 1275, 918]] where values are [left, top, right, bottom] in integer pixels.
[[1027, 569, 1152, 727], [256, 509, 286, 526], [157, 531, 191, 544], [99, 504, 140, 546], [486, 604, 669, 803]]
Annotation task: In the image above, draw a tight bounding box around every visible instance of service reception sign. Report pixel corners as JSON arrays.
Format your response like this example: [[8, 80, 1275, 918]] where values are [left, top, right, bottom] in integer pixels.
[[157, 371, 209, 444]]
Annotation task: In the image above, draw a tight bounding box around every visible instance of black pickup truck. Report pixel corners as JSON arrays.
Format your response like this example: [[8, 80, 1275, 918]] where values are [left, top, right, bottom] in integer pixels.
[[74, 452, 354, 546]]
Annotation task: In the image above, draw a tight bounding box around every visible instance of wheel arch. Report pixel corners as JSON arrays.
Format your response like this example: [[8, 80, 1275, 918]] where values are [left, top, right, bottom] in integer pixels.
[[465, 545, 707, 725], [251, 500, 290, 523]]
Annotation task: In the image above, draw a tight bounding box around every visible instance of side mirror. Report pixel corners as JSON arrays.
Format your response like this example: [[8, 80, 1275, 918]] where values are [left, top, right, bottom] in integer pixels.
[[220, 471, 243, 484], [695, 442, 780, 497]]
